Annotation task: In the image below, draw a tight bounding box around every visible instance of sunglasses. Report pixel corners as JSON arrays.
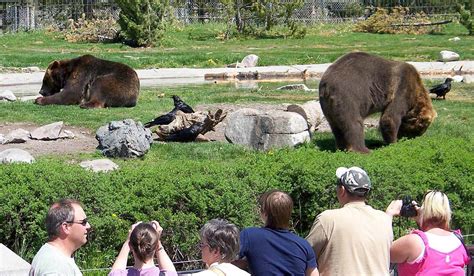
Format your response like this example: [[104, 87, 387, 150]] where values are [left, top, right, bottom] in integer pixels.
[[66, 218, 89, 226]]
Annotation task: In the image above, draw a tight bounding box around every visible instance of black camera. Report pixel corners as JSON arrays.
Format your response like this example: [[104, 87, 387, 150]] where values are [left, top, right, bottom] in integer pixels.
[[400, 195, 418, 217]]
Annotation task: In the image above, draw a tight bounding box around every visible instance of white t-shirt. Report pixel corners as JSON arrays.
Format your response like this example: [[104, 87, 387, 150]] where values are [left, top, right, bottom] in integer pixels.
[[30, 243, 82, 276], [191, 262, 250, 276]]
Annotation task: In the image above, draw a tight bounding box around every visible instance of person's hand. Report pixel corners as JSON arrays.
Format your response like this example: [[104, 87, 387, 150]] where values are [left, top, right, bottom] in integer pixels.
[[151, 220, 163, 236], [386, 200, 402, 217], [127, 221, 142, 241]]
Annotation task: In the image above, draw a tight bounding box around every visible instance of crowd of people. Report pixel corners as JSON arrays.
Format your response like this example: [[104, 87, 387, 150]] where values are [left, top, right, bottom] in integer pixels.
[[29, 167, 470, 276]]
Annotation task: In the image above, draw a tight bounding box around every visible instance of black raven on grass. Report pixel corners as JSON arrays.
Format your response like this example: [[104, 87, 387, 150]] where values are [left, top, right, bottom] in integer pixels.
[[429, 78, 453, 100]]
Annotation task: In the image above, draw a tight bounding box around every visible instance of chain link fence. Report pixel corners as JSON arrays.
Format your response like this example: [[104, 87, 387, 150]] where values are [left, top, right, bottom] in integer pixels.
[[0, 0, 460, 32]]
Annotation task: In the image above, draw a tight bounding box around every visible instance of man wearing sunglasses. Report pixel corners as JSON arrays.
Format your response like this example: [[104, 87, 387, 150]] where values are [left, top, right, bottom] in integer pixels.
[[30, 198, 91, 276]]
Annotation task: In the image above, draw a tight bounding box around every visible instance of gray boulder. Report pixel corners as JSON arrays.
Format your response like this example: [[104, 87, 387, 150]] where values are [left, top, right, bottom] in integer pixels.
[[287, 100, 324, 133], [0, 148, 35, 164], [96, 119, 152, 158], [225, 108, 310, 150]]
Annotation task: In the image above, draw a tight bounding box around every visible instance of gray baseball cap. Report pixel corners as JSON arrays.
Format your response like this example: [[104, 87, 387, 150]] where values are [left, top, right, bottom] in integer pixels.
[[336, 167, 372, 196]]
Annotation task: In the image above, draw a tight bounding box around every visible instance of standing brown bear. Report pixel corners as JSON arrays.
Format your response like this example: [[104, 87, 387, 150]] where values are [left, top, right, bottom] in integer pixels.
[[35, 55, 139, 108], [319, 52, 436, 153]]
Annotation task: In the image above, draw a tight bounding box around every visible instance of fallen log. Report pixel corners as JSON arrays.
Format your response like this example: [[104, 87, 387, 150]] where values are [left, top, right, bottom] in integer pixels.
[[392, 19, 452, 27]]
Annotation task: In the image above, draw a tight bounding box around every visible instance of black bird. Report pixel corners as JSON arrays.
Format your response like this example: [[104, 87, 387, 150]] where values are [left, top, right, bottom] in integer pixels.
[[144, 107, 178, 128], [164, 122, 205, 142], [429, 78, 453, 100], [172, 95, 194, 113]]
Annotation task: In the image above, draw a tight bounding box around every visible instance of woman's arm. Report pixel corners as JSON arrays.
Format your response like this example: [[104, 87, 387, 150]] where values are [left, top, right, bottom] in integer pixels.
[[152, 220, 177, 272], [111, 222, 142, 270], [390, 234, 424, 264]]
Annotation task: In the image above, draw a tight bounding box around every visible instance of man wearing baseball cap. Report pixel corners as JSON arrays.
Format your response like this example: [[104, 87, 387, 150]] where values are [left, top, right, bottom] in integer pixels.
[[306, 167, 393, 276]]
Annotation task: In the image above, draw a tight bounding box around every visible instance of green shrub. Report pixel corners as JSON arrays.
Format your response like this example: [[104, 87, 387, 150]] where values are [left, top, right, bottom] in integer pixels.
[[115, 0, 170, 47], [456, 4, 473, 35]]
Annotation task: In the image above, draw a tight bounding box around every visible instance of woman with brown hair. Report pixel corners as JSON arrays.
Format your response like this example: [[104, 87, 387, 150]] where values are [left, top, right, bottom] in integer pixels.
[[109, 221, 177, 276]]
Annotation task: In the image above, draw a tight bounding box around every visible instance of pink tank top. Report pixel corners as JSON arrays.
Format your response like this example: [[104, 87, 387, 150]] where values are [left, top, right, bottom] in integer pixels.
[[397, 229, 470, 276]]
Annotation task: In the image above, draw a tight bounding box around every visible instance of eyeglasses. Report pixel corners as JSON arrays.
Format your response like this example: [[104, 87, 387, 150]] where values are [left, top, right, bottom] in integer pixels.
[[66, 218, 89, 226]]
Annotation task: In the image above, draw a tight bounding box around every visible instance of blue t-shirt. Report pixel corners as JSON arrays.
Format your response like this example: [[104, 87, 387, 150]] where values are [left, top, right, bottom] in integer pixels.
[[239, 227, 317, 275]]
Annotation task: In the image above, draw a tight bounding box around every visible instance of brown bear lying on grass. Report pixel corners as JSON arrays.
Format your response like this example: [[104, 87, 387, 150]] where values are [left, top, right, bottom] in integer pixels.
[[319, 52, 437, 153], [35, 54, 139, 108]]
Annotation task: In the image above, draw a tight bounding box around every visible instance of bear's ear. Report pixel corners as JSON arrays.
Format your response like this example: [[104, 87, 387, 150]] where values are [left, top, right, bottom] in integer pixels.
[[50, 60, 60, 70]]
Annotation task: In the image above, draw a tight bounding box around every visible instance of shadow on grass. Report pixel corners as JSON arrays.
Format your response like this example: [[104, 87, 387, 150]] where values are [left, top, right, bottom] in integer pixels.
[[314, 137, 386, 152]]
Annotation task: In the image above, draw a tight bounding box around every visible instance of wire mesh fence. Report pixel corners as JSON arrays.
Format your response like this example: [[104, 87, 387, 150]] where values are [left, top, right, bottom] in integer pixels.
[[0, 0, 461, 32]]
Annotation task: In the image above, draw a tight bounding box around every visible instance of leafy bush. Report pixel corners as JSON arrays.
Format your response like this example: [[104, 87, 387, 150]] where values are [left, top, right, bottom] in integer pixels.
[[354, 7, 438, 34], [64, 15, 120, 43], [115, 0, 170, 47], [456, 4, 473, 35], [220, 0, 306, 38]]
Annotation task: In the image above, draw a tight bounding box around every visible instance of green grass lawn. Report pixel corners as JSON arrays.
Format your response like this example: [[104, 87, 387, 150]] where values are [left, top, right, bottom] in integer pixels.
[[0, 22, 472, 69]]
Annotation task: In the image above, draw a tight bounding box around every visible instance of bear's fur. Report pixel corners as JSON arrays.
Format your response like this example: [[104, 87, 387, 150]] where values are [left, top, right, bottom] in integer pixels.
[[319, 52, 436, 153], [35, 55, 139, 108]]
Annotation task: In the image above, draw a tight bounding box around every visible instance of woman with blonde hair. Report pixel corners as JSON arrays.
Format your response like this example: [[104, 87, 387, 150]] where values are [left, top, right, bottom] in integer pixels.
[[386, 190, 470, 275]]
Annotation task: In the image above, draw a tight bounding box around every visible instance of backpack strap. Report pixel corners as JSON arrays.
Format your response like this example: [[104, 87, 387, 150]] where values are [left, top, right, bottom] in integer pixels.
[[453, 229, 470, 260], [209, 265, 226, 276]]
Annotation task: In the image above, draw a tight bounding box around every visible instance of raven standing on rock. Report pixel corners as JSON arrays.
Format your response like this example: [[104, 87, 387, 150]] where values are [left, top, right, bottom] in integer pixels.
[[172, 95, 194, 113], [429, 78, 453, 100]]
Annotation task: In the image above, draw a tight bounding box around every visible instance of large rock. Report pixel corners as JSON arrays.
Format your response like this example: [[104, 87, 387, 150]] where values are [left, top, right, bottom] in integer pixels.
[[287, 100, 324, 133], [96, 119, 152, 158], [0, 148, 35, 164], [0, 243, 31, 276], [225, 108, 310, 150]]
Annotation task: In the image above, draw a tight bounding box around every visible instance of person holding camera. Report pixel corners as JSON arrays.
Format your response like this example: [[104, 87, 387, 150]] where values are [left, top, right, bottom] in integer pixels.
[[109, 221, 177, 276], [306, 167, 393, 276], [386, 190, 470, 276]]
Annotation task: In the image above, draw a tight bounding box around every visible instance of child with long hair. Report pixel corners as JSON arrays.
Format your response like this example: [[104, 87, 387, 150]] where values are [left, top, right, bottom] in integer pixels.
[[109, 221, 177, 276]]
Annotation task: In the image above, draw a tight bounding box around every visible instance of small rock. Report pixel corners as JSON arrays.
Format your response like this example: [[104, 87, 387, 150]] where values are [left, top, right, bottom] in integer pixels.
[[0, 90, 16, 102], [448, 37, 461, 42], [451, 75, 464, 82], [4, 128, 30, 144], [30, 121, 64, 140], [463, 75, 473, 84], [438, 51, 460, 62], [237, 54, 259, 68], [0, 148, 35, 164], [58, 129, 75, 139], [0, 134, 6, 144], [277, 84, 315, 92], [80, 159, 119, 172]]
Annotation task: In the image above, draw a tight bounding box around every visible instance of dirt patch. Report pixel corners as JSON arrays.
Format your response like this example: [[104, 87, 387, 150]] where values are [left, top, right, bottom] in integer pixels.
[[0, 103, 379, 157], [0, 122, 97, 157]]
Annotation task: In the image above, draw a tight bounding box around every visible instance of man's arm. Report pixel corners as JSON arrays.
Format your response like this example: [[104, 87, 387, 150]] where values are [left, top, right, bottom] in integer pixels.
[[305, 216, 328, 258]]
